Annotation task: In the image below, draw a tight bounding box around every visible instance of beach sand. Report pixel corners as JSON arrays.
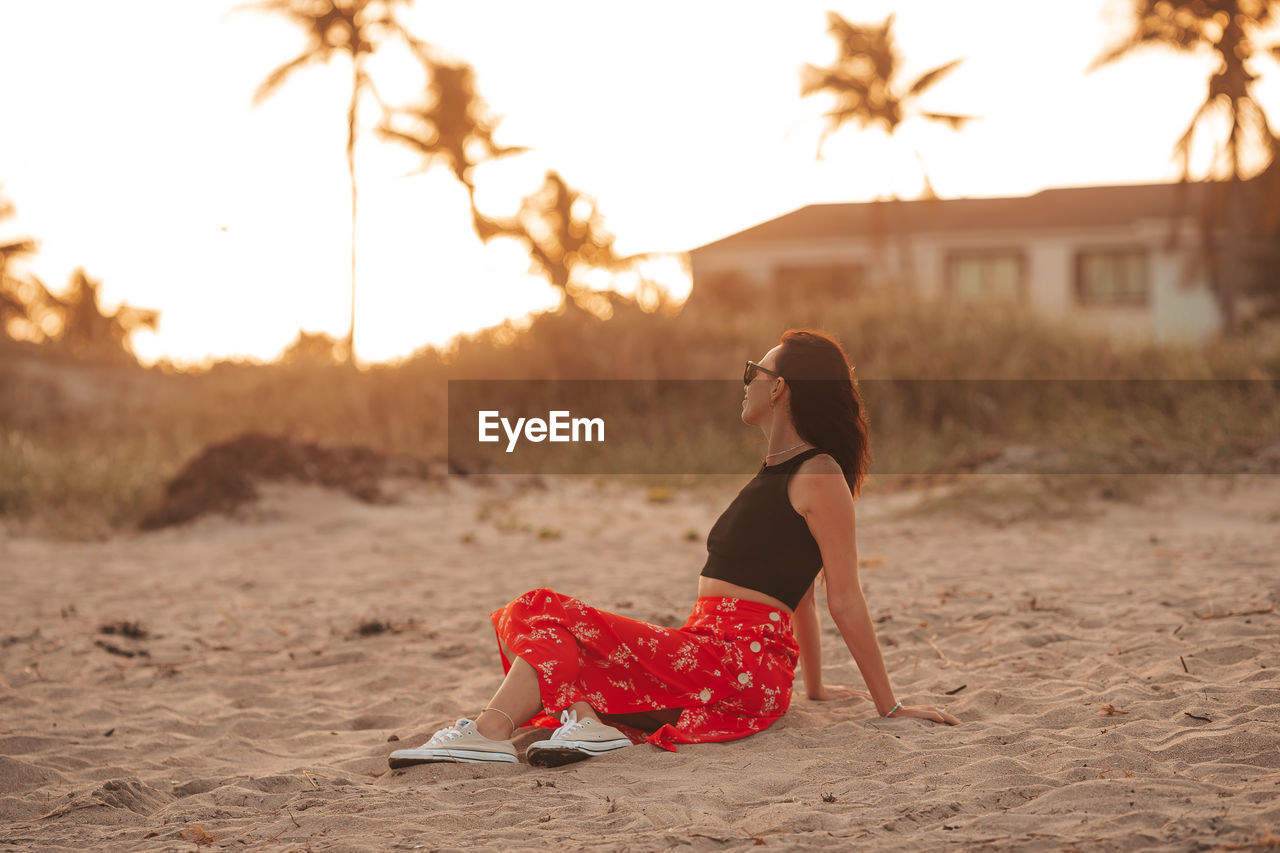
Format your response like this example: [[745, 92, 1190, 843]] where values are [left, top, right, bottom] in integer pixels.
[[1, 473, 1278, 851]]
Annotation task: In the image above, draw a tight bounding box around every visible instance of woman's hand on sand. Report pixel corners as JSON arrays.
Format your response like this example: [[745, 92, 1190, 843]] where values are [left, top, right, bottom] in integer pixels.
[[808, 685, 872, 703], [889, 705, 961, 725]]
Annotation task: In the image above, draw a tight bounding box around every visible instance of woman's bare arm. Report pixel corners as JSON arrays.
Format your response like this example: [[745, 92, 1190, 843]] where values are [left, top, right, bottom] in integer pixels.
[[790, 456, 960, 725], [792, 579, 824, 698], [794, 576, 865, 701]]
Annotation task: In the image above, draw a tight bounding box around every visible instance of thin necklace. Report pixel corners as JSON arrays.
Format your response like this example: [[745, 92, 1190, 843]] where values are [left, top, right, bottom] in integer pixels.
[[765, 441, 811, 459]]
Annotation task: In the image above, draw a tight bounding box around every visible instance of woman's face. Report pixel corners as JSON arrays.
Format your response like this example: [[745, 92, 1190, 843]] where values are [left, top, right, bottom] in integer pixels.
[[742, 344, 785, 426]]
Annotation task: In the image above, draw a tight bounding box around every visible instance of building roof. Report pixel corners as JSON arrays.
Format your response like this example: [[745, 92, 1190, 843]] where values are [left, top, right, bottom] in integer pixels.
[[689, 181, 1223, 253]]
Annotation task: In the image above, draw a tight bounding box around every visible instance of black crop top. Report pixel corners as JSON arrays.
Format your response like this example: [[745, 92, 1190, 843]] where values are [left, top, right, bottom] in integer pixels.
[[698, 447, 828, 611]]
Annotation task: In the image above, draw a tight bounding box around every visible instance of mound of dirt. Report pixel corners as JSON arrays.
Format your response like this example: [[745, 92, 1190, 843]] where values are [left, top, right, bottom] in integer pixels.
[[139, 432, 444, 530]]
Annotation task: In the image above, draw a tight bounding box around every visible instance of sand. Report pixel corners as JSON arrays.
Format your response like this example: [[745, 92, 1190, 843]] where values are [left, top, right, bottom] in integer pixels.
[[1, 473, 1278, 852]]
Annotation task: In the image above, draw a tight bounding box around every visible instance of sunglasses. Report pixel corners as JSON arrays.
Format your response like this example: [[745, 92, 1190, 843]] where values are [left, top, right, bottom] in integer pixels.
[[744, 360, 783, 385]]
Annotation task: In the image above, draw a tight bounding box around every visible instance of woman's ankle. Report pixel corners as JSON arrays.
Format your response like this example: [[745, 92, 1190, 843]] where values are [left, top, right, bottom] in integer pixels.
[[475, 709, 515, 741], [567, 701, 602, 724]]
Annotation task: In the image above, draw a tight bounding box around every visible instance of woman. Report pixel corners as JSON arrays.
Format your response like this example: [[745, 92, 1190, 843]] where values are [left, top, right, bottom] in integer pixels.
[[390, 329, 960, 769]]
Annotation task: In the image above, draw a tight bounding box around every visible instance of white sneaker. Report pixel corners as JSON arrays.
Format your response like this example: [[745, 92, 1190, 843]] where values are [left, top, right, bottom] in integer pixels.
[[525, 709, 633, 767], [388, 718, 518, 767]]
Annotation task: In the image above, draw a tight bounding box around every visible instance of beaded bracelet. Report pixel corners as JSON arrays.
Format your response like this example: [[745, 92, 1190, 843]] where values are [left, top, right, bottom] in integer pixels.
[[884, 702, 902, 717]]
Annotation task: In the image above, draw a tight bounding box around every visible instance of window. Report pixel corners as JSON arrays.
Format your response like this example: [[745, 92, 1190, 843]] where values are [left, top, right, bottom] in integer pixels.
[[773, 264, 865, 300], [1075, 249, 1148, 306], [944, 251, 1024, 302]]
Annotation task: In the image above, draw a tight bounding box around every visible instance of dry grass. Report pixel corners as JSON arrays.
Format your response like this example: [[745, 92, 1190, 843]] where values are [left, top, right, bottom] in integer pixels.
[[1, 289, 1277, 537]]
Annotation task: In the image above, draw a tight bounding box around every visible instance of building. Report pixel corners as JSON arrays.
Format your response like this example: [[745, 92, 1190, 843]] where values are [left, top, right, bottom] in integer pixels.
[[686, 182, 1226, 343]]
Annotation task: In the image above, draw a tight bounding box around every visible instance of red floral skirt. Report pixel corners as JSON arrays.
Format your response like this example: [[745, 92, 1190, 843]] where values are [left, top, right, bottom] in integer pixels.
[[488, 588, 800, 753]]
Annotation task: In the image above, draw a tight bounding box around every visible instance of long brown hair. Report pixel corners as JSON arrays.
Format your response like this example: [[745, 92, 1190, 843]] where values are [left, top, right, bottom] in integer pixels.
[[773, 329, 872, 499]]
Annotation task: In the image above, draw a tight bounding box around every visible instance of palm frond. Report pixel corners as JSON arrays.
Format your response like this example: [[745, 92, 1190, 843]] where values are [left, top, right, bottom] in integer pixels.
[[870, 13, 899, 82], [0, 239, 37, 258], [253, 49, 326, 105], [919, 111, 979, 130], [824, 11, 877, 58], [1240, 94, 1274, 143], [484, 169, 638, 295], [822, 11, 899, 83], [381, 52, 525, 188], [222, 0, 289, 22], [471, 207, 520, 244], [1233, 94, 1276, 179], [813, 123, 836, 161], [374, 124, 441, 156], [1090, 0, 1216, 72], [802, 64, 876, 99], [115, 305, 161, 332], [803, 9, 963, 147], [1173, 96, 1219, 179], [822, 105, 877, 131], [907, 58, 963, 96], [799, 62, 838, 97], [487, 142, 530, 160], [1089, 37, 1143, 72], [0, 292, 32, 330], [919, 173, 938, 201], [21, 272, 60, 306], [356, 67, 389, 112]]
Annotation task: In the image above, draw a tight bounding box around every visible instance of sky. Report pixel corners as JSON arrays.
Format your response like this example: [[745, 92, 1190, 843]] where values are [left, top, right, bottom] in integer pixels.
[[1, 1, 1277, 366]]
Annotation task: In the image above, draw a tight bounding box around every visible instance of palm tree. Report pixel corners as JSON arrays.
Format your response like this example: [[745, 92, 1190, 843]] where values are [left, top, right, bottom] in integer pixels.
[[1090, 0, 1280, 335], [471, 171, 655, 318], [374, 48, 527, 229], [1, 189, 158, 360], [0, 190, 35, 271], [0, 188, 48, 342], [800, 12, 975, 188], [235, 0, 415, 364], [799, 12, 975, 295], [54, 268, 159, 365]]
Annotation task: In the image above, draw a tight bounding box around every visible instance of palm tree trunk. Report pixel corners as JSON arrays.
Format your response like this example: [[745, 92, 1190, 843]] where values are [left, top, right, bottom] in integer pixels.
[[1221, 177, 1247, 336], [1218, 123, 1246, 337], [1200, 179, 1242, 339], [345, 58, 361, 365]]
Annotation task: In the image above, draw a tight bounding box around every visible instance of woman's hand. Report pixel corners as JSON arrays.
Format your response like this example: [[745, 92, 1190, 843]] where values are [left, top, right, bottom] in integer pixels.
[[887, 704, 961, 725], [808, 685, 873, 702]]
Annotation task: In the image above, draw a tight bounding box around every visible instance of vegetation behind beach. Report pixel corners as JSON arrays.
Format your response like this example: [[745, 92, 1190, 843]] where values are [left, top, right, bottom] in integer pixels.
[[3, 287, 1278, 538]]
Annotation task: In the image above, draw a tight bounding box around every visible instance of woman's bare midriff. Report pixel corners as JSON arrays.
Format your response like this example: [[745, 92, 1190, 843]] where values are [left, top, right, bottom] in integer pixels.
[[697, 575, 794, 615]]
